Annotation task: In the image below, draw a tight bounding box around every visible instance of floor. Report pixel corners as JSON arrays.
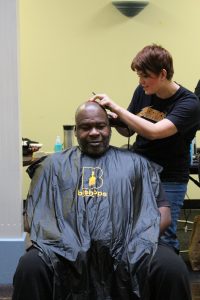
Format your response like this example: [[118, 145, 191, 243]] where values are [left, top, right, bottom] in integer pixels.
[[177, 208, 200, 300], [184, 259, 200, 300], [190, 278, 200, 300], [0, 284, 12, 300]]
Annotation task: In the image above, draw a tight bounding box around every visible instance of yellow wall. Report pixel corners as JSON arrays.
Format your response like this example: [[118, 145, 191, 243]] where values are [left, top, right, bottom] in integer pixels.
[[19, 0, 200, 198]]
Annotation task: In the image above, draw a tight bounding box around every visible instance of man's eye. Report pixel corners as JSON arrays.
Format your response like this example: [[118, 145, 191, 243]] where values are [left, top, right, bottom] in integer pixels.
[[79, 126, 89, 130], [97, 125, 106, 129]]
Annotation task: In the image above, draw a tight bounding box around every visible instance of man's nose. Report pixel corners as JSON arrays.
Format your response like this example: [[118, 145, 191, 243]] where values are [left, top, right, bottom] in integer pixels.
[[89, 128, 100, 136]]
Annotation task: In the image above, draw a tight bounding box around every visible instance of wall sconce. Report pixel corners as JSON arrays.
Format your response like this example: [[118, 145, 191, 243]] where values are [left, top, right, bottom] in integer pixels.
[[112, 1, 149, 17]]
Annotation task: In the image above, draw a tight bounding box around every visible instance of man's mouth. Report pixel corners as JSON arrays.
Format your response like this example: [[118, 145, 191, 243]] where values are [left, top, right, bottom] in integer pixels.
[[88, 141, 102, 146]]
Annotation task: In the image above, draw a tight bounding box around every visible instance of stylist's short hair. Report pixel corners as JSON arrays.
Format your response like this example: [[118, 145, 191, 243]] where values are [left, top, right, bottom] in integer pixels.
[[131, 44, 174, 80]]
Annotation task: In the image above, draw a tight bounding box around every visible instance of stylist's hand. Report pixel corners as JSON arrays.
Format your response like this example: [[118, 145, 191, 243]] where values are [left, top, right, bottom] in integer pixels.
[[89, 93, 119, 115]]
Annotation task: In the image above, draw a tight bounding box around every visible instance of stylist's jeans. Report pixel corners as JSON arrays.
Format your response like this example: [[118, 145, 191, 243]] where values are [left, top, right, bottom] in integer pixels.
[[160, 182, 187, 252]]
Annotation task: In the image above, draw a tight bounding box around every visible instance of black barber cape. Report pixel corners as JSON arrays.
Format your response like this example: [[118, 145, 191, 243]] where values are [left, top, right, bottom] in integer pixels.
[[26, 146, 161, 300]]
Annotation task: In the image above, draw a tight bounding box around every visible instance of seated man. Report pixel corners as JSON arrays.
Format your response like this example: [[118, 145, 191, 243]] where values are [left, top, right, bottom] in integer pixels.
[[12, 102, 191, 300]]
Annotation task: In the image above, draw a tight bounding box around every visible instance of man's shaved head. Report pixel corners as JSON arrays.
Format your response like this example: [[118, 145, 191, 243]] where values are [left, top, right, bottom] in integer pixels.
[[75, 102, 108, 123]]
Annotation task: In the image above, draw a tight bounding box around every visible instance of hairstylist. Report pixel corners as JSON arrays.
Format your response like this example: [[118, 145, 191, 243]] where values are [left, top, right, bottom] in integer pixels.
[[89, 44, 200, 252]]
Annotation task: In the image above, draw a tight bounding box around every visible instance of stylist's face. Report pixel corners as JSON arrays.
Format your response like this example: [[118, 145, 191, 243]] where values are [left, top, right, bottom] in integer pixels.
[[137, 69, 166, 95], [75, 104, 111, 157]]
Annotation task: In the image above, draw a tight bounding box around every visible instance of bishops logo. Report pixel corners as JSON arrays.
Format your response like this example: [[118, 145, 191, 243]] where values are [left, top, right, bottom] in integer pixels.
[[78, 167, 107, 197]]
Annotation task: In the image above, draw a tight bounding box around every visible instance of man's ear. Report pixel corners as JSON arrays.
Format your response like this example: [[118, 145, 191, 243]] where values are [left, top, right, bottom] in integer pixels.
[[74, 125, 77, 137]]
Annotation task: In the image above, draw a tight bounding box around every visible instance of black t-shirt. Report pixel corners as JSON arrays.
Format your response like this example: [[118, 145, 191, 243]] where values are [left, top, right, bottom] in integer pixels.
[[128, 85, 200, 182]]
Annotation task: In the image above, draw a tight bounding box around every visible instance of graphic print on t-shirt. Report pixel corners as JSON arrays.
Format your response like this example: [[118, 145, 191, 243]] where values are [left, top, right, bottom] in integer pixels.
[[137, 106, 166, 122]]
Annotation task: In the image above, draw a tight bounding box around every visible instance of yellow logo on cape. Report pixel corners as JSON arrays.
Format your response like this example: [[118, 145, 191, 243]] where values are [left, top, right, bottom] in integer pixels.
[[78, 167, 107, 197]]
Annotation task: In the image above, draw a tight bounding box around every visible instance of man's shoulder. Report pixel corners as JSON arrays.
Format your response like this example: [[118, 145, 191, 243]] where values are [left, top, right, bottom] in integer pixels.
[[108, 146, 147, 160], [109, 145, 133, 155], [46, 146, 81, 167], [27, 146, 80, 178], [109, 146, 162, 171]]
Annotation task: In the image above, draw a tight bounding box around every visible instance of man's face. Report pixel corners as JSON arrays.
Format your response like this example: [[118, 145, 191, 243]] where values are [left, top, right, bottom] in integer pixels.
[[75, 105, 111, 157]]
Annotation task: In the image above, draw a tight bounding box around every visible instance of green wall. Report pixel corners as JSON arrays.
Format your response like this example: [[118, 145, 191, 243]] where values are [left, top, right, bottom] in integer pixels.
[[19, 0, 200, 198]]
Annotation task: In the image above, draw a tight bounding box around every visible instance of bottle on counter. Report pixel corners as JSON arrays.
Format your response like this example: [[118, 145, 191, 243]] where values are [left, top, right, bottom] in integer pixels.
[[54, 135, 63, 152]]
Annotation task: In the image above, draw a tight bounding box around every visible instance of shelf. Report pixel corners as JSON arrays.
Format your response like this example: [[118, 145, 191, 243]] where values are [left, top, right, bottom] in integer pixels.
[[112, 1, 149, 17]]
